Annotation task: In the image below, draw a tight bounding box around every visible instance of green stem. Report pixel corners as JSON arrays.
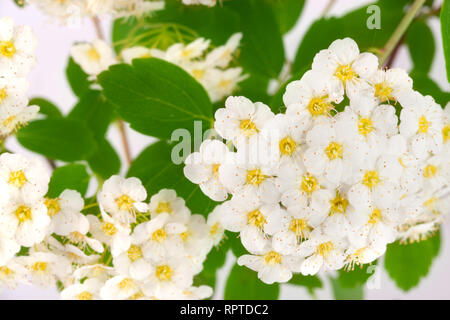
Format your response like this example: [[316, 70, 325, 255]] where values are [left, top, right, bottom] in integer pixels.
[[379, 0, 427, 66]]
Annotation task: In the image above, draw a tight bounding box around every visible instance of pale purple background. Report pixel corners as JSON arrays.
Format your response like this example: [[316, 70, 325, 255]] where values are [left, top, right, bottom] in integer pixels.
[[0, 0, 448, 299]]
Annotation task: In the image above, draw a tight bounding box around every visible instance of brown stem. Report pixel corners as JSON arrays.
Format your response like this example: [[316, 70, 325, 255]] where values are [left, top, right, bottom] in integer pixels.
[[91, 17, 133, 165], [385, 35, 404, 69]]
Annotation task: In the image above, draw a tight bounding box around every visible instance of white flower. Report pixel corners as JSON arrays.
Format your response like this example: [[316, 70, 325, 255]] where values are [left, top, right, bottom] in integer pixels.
[[0, 16, 37, 77], [367, 68, 413, 103], [214, 96, 274, 148], [61, 278, 104, 300], [113, 241, 151, 281], [219, 199, 285, 253], [100, 275, 143, 300], [148, 189, 190, 222], [0, 77, 29, 108], [206, 205, 225, 247], [0, 234, 20, 266], [142, 257, 195, 300], [5, 195, 50, 247], [121, 46, 155, 64], [237, 246, 303, 284], [399, 91, 444, 159], [98, 175, 148, 225], [182, 0, 217, 7], [165, 38, 210, 64], [132, 212, 186, 260], [0, 104, 39, 138], [73, 264, 115, 282], [312, 38, 378, 98], [0, 259, 28, 289], [70, 39, 117, 77], [18, 251, 71, 287], [284, 70, 344, 130], [296, 230, 347, 275], [180, 285, 213, 300], [87, 211, 131, 257], [206, 33, 242, 68], [184, 140, 231, 201], [204, 67, 246, 103]]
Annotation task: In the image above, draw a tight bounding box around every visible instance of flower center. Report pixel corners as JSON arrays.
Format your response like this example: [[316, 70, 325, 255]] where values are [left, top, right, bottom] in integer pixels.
[[156, 201, 172, 214], [246, 169, 266, 186], [325, 142, 343, 160], [358, 118, 374, 136], [374, 82, 393, 102], [307, 96, 332, 117], [0, 266, 13, 278], [192, 69, 205, 80], [240, 119, 258, 136], [279, 136, 296, 156], [118, 278, 136, 290], [156, 265, 172, 281], [423, 164, 437, 178], [362, 170, 380, 188], [127, 245, 143, 262], [423, 197, 437, 210], [212, 164, 220, 178], [418, 115, 430, 133], [0, 88, 7, 103], [210, 222, 220, 236], [264, 251, 281, 265], [115, 194, 134, 211], [180, 231, 190, 241], [101, 222, 117, 236], [329, 192, 349, 215], [152, 228, 167, 242], [247, 209, 266, 228], [31, 262, 47, 273], [87, 47, 101, 61], [44, 198, 61, 217], [15, 205, 32, 223], [301, 174, 319, 194], [368, 208, 382, 224], [317, 241, 334, 258], [77, 291, 93, 300], [289, 219, 310, 239], [335, 64, 355, 82], [443, 125, 450, 143], [0, 41, 16, 57], [8, 170, 27, 188]]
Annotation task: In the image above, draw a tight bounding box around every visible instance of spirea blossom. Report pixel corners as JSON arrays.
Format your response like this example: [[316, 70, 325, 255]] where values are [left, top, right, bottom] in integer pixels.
[[184, 37, 450, 284]]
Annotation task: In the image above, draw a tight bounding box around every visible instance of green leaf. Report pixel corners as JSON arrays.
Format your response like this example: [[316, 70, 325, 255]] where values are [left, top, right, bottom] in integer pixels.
[[331, 277, 364, 300], [66, 58, 91, 98], [29, 98, 63, 118], [289, 274, 323, 295], [410, 70, 450, 107], [227, 0, 285, 79], [87, 138, 121, 180], [292, 0, 408, 73], [267, 0, 306, 34], [385, 231, 441, 291], [406, 20, 435, 73], [47, 164, 90, 198], [225, 263, 280, 300], [127, 141, 216, 216], [227, 231, 247, 257], [68, 90, 116, 138], [337, 262, 377, 288], [441, 0, 450, 81], [17, 118, 97, 162], [234, 74, 271, 107], [99, 58, 213, 139]]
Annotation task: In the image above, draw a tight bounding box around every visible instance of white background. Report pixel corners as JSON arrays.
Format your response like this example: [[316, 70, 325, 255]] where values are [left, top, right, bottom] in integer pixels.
[[0, 0, 449, 299]]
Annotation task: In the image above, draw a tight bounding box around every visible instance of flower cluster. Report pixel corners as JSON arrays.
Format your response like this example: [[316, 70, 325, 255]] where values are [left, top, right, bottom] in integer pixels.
[[71, 33, 245, 103], [0, 152, 223, 299], [184, 38, 450, 284], [182, 0, 217, 7], [0, 16, 39, 138], [26, 0, 165, 21]]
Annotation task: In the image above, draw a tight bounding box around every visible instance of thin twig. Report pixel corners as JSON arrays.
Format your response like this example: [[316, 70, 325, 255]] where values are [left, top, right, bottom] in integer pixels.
[[385, 35, 405, 69], [91, 17, 133, 166], [322, 0, 337, 17], [379, 0, 427, 66]]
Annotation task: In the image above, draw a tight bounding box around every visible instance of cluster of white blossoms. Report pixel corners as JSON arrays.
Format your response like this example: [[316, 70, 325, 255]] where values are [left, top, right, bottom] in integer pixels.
[[184, 38, 450, 284], [0, 17, 39, 138], [0, 154, 223, 299], [25, 0, 165, 21], [71, 33, 245, 102]]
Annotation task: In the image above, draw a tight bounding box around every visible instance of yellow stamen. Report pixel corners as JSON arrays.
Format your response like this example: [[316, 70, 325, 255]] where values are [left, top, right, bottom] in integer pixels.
[[423, 164, 437, 178], [443, 125, 450, 143], [307, 96, 333, 117], [118, 278, 135, 290], [127, 245, 142, 262], [301, 174, 318, 194], [325, 142, 343, 160], [156, 201, 172, 214], [0, 88, 7, 102], [156, 265, 172, 281], [87, 47, 100, 61], [15, 205, 32, 223], [240, 119, 258, 136], [279, 136, 296, 156], [362, 170, 380, 188], [0, 41, 16, 57], [358, 118, 374, 136], [289, 219, 311, 239], [317, 241, 334, 258], [115, 194, 134, 211], [101, 222, 117, 236], [368, 208, 382, 224], [152, 228, 166, 242], [374, 82, 393, 102], [31, 262, 47, 273], [418, 115, 430, 133], [264, 251, 281, 265], [246, 169, 266, 186], [8, 170, 27, 188], [247, 209, 266, 228], [335, 64, 355, 82], [329, 192, 349, 215], [44, 198, 60, 217], [77, 291, 93, 300]]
